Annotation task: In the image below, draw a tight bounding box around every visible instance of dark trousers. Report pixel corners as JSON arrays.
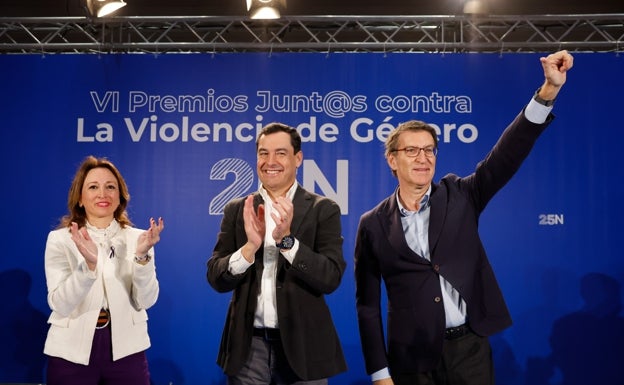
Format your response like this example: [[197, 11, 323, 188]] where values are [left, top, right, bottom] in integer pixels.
[[46, 324, 150, 385], [393, 331, 494, 385], [228, 334, 327, 385]]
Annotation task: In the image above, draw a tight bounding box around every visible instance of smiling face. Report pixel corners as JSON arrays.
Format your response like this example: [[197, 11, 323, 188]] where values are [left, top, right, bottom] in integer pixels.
[[256, 131, 303, 199], [387, 130, 437, 190], [80, 167, 121, 228]]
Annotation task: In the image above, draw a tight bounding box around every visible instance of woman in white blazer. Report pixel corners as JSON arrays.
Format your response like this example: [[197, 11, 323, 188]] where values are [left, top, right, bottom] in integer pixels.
[[43, 155, 164, 385]]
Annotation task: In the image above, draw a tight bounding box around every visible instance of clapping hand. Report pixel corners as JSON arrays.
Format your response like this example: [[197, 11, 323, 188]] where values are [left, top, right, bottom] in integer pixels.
[[242, 195, 265, 262], [70, 222, 98, 270], [136, 217, 165, 256], [271, 196, 294, 243]]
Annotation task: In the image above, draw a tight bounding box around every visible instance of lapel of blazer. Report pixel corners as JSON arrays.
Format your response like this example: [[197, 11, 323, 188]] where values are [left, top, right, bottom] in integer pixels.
[[379, 189, 425, 262], [252, 192, 264, 210], [290, 185, 311, 236], [427, 182, 446, 257]]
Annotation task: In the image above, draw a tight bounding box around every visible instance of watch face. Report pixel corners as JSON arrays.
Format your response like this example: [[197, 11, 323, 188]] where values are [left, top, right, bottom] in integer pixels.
[[279, 235, 295, 249]]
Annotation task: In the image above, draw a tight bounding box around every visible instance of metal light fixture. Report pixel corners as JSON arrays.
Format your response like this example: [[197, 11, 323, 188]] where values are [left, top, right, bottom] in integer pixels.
[[246, 0, 286, 20], [85, 0, 127, 17]]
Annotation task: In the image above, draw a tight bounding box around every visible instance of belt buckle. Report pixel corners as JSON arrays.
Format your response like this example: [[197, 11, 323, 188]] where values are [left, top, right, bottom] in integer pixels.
[[445, 324, 468, 340], [96, 308, 110, 329]]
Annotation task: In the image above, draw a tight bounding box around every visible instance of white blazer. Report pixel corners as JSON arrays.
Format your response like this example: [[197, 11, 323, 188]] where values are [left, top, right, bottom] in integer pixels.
[[43, 220, 159, 365]]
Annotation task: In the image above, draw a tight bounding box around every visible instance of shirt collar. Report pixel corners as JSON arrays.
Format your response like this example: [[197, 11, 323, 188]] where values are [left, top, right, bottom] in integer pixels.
[[258, 182, 298, 203], [85, 219, 121, 242], [396, 185, 432, 216]]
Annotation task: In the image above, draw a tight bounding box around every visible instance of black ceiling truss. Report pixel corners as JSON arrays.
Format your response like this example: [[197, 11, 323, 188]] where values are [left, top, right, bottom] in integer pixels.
[[0, 14, 622, 54]]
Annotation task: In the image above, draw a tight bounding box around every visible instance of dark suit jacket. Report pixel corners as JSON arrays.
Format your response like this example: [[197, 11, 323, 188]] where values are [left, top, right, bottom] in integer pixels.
[[354, 109, 554, 375], [207, 185, 347, 380]]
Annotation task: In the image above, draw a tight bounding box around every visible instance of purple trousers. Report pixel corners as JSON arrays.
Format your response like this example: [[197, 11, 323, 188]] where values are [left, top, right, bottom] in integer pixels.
[[46, 324, 150, 385]]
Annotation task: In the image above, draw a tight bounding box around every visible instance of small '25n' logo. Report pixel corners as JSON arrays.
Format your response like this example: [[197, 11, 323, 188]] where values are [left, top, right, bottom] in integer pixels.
[[538, 214, 564, 225]]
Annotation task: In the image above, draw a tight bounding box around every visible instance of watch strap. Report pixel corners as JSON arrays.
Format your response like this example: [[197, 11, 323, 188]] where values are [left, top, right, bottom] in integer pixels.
[[533, 87, 555, 107]]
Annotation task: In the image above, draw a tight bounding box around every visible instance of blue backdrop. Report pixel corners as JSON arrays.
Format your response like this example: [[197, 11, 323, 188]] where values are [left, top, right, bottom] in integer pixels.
[[0, 52, 622, 385]]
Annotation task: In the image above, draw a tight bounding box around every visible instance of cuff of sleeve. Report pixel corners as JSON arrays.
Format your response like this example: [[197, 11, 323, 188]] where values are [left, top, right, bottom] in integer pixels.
[[229, 249, 254, 275], [525, 97, 552, 124], [371, 367, 391, 382]]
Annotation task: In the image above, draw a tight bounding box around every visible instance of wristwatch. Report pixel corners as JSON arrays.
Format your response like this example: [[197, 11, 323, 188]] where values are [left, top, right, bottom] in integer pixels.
[[276, 235, 295, 250], [533, 87, 555, 107]]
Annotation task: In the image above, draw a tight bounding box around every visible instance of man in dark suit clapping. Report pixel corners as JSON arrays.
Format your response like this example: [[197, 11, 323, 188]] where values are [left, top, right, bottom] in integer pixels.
[[208, 122, 347, 385]]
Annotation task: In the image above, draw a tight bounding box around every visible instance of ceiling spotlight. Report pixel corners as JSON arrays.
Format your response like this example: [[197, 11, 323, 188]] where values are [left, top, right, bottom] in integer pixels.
[[462, 0, 488, 14], [85, 0, 127, 17], [246, 0, 286, 20]]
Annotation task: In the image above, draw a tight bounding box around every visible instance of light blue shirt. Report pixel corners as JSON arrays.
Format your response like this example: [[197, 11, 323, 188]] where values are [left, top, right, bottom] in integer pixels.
[[397, 187, 468, 330]]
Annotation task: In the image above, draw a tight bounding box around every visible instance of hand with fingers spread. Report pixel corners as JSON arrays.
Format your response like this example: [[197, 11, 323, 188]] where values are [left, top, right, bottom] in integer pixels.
[[136, 217, 165, 256]]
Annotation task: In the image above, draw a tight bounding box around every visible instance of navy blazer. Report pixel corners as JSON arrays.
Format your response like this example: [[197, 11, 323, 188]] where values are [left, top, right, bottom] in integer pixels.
[[207, 186, 347, 380], [354, 109, 554, 375]]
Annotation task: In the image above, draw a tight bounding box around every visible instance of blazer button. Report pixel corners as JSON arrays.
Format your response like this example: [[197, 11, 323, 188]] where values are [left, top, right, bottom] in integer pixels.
[[298, 263, 308, 271], [434, 296, 442, 303], [433, 264, 440, 272]]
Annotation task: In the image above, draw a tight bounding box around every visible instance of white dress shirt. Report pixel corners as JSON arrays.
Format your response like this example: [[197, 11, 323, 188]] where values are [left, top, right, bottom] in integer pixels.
[[227, 182, 300, 328]]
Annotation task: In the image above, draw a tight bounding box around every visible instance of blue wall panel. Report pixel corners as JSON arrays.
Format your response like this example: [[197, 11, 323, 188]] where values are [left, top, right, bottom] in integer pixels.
[[0, 52, 622, 384]]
